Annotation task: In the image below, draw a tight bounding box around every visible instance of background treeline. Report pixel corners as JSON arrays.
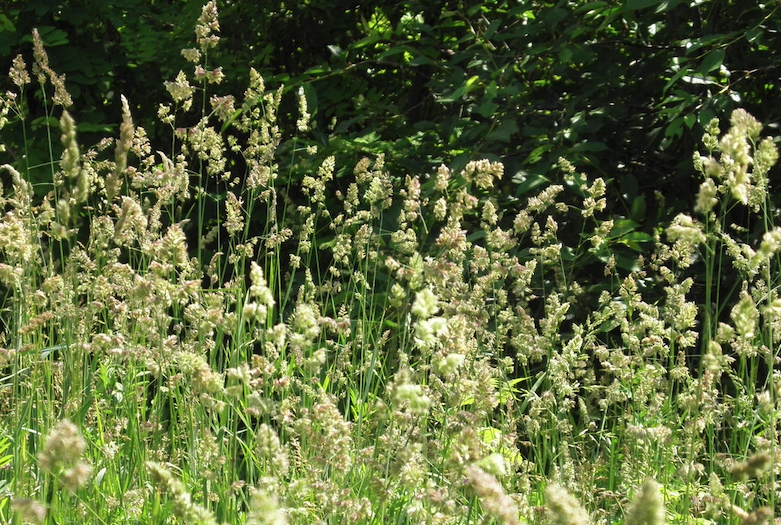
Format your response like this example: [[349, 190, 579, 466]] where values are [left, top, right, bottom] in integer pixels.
[[1, 0, 780, 310], [2, 0, 779, 184]]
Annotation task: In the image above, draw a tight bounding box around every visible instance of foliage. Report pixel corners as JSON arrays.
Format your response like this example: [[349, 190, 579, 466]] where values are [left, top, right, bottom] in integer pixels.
[[3, 0, 779, 321], [3, 1, 780, 190]]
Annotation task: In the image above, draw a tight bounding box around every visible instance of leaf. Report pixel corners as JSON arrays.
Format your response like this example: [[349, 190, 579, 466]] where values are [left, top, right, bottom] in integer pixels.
[[595, 6, 623, 30], [700, 48, 725, 74], [0, 14, 15, 32], [410, 55, 437, 66], [376, 45, 411, 61], [597, 251, 643, 272], [630, 195, 647, 222], [514, 173, 550, 197], [663, 64, 692, 93], [597, 319, 621, 333], [665, 118, 684, 139], [303, 65, 329, 75], [522, 143, 553, 166], [31, 116, 60, 129], [76, 122, 114, 133], [575, 1, 609, 15], [496, 377, 525, 404], [608, 219, 640, 239], [623, 0, 662, 12], [685, 34, 728, 55], [487, 119, 519, 142], [22, 25, 69, 46], [559, 46, 573, 64], [352, 131, 381, 145], [302, 82, 318, 116], [570, 141, 608, 153], [440, 75, 481, 103], [483, 19, 501, 39], [620, 174, 639, 201], [616, 231, 655, 251], [745, 26, 763, 44], [477, 102, 499, 118], [698, 109, 716, 127], [351, 33, 381, 50], [543, 7, 569, 28]]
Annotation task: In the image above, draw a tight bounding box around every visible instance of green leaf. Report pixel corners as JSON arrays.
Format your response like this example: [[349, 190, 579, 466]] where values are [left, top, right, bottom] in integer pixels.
[[623, 0, 661, 12], [700, 48, 725, 74], [514, 173, 550, 197], [617, 231, 655, 251], [76, 122, 114, 133], [31, 116, 60, 129], [663, 65, 692, 93], [302, 82, 318, 116], [0, 14, 15, 32], [608, 219, 640, 239], [665, 118, 684, 139], [376, 45, 411, 61], [575, 1, 609, 15], [598, 251, 643, 272], [410, 55, 437, 66], [352, 131, 381, 145], [440, 75, 481, 103], [303, 65, 329, 75], [559, 46, 573, 64], [597, 319, 621, 333], [477, 102, 499, 118], [595, 6, 623, 30], [37, 26, 69, 46], [351, 33, 381, 50], [522, 143, 553, 166], [570, 141, 608, 153], [685, 34, 728, 54], [630, 195, 647, 222], [487, 119, 519, 142], [745, 27, 763, 44], [327, 45, 344, 59], [483, 19, 501, 39]]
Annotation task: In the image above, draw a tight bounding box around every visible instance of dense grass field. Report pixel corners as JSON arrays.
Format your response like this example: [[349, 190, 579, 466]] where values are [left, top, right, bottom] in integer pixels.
[[0, 4, 779, 524]]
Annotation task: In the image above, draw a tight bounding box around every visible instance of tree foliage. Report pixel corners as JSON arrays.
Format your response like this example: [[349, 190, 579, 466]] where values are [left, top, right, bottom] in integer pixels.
[[1, 0, 779, 223]]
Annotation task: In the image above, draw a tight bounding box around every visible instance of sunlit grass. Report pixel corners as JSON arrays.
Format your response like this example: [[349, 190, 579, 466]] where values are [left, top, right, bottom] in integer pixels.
[[0, 3, 779, 524]]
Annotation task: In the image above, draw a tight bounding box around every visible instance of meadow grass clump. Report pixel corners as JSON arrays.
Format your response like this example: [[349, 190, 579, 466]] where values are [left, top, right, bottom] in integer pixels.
[[0, 2, 779, 524]]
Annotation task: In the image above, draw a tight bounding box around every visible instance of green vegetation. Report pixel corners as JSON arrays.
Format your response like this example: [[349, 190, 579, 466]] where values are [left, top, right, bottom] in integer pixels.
[[0, 2, 779, 524]]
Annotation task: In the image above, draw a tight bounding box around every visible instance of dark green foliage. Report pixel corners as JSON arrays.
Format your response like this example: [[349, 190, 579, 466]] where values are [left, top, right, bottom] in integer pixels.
[[1, 0, 779, 312], [3, 0, 779, 185]]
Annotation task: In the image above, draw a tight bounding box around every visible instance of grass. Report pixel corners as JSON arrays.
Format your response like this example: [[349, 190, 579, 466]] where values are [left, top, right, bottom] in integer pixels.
[[0, 3, 779, 524]]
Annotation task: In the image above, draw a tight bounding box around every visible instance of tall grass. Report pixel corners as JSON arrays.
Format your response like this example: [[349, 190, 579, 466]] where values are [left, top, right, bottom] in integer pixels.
[[0, 3, 778, 524]]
